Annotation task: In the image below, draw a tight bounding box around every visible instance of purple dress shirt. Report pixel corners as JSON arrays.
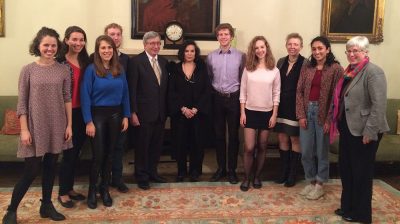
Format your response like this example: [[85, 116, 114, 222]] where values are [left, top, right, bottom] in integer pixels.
[[206, 47, 245, 94]]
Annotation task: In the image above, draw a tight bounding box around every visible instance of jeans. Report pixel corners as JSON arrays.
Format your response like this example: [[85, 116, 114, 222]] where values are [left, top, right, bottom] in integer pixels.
[[300, 102, 329, 183]]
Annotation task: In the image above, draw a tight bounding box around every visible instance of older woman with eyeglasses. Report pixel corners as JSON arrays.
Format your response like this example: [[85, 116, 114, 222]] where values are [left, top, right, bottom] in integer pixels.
[[331, 36, 389, 223]]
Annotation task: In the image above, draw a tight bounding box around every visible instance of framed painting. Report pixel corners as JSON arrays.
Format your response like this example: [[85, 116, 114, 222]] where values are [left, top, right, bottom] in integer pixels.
[[321, 0, 385, 43], [131, 0, 220, 40], [0, 0, 4, 37]]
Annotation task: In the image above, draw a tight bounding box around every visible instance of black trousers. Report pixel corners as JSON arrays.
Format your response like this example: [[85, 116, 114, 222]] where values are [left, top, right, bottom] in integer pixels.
[[59, 108, 86, 196], [338, 117, 382, 223], [175, 115, 205, 176], [8, 153, 58, 211], [111, 131, 127, 184], [89, 107, 122, 188], [213, 92, 240, 171], [134, 120, 164, 182]]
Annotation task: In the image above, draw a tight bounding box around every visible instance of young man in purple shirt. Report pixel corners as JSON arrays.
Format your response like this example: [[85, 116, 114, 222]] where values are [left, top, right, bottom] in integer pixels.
[[207, 23, 245, 184]]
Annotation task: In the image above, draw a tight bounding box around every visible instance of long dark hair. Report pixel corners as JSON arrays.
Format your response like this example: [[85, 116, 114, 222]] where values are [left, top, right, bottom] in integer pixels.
[[177, 40, 201, 63], [61, 26, 90, 74], [93, 35, 121, 77], [309, 36, 339, 67]]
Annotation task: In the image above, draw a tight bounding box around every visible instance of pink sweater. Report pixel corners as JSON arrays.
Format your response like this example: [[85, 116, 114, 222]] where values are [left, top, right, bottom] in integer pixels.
[[239, 67, 281, 112]]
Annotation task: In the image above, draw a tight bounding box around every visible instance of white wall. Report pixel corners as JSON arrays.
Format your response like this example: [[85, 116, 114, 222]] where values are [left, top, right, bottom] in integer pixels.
[[1, 0, 399, 97]]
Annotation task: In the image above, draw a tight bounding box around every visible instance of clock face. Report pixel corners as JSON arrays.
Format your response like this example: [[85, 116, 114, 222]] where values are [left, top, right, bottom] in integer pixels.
[[165, 24, 183, 41]]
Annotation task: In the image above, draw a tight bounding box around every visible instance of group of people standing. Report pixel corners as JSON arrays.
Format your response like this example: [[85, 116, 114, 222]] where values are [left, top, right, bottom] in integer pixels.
[[2, 21, 388, 224]]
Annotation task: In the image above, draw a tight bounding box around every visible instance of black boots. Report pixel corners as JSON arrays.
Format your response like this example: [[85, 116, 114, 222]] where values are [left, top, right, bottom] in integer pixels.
[[275, 150, 301, 187], [87, 186, 97, 209], [39, 200, 66, 221], [99, 186, 113, 207], [284, 151, 301, 187], [275, 150, 290, 184], [2, 210, 17, 224]]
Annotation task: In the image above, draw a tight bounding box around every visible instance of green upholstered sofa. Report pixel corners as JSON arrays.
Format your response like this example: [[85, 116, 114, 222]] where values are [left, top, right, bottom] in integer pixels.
[[328, 99, 400, 162], [0, 96, 91, 162]]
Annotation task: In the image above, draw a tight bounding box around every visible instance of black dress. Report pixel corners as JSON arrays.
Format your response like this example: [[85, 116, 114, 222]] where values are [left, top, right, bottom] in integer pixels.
[[274, 55, 305, 136], [168, 60, 212, 177]]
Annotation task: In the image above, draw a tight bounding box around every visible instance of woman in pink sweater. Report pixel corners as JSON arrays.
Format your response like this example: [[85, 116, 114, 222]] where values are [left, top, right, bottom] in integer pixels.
[[239, 36, 281, 191]]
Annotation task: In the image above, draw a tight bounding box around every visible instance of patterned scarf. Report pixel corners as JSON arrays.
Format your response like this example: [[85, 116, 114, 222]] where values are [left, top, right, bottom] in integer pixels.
[[329, 57, 369, 143]]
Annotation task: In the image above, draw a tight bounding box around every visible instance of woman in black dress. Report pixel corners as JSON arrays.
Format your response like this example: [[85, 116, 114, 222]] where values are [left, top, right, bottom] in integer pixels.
[[168, 40, 212, 182], [274, 33, 306, 187]]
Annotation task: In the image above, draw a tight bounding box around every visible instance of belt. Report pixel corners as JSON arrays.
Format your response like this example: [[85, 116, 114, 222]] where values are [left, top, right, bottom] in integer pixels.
[[215, 90, 239, 98]]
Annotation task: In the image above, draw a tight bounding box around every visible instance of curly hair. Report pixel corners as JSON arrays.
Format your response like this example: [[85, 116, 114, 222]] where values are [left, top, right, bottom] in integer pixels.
[[215, 23, 235, 38], [60, 26, 90, 73], [177, 40, 201, 63], [245, 36, 275, 71], [93, 35, 121, 77], [309, 36, 340, 67], [29, 27, 62, 57]]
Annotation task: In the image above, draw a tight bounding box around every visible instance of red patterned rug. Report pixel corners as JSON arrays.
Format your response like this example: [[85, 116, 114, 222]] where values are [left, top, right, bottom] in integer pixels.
[[0, 180, 399, 223]]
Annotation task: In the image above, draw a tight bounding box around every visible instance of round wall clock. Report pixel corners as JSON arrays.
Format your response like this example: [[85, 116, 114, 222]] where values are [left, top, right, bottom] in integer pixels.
[[164, 21, 184, 49]]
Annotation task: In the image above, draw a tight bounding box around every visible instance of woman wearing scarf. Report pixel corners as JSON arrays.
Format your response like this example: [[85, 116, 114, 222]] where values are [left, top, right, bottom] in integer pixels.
[[331, 36, 389, 224]]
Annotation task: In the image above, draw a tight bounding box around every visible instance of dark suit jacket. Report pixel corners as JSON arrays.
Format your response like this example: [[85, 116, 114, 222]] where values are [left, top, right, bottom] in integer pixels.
[[128, 51, 168, 123]]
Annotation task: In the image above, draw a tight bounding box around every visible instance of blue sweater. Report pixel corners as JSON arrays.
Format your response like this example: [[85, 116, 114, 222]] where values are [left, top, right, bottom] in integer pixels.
[[81, 64, 130, 124]]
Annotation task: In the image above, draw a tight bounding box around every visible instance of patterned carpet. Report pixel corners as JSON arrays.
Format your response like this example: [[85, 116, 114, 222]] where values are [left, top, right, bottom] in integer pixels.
[[0, 180, 399, 223]]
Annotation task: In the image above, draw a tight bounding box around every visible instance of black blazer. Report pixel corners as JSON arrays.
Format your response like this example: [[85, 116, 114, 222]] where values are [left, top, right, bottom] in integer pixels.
[[168, 60, 211, 117], [128, 51, 168, 123]]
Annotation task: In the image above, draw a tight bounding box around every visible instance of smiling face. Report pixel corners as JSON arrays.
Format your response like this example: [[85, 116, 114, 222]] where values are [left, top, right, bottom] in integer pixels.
[[98, 40, 113, 65], [144, 36, 161, 58], [106, 27, 122, 49], [254, 40, 267, 61], [39, 35, 58, 60], [217, 28, 233, 49], [311, 41, 330, 64], [65, 32, 85, 54], [184, 44, 196, 63], [346, 45, 367, 65], [286, 38, 302, 57]]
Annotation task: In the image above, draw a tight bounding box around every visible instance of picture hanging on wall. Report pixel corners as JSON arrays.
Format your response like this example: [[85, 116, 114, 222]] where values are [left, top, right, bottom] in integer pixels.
[[321, 0, 385, 43]]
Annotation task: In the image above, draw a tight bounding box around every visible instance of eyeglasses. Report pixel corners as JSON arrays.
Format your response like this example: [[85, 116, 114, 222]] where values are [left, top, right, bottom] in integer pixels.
[[345, 49, 364, 55], [147, 41, 161, 46]]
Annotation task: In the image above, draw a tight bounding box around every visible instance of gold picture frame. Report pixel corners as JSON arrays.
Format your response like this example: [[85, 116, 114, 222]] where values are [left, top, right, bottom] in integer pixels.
[[0, 0, 4, 37], [321, 0, 385, 43]]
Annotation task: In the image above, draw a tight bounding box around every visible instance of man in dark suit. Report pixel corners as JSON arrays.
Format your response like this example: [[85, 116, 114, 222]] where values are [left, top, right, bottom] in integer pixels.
[[128, 31, 168, 190]]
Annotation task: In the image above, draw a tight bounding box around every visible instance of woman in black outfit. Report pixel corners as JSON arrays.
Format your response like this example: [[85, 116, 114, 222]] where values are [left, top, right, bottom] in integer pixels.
[[274, 33, 306, 187], [168, 40, 212, 182]]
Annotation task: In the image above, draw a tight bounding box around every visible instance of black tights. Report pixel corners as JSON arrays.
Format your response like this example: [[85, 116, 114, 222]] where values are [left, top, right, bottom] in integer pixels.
[[243, 128, 269, 180], [8, 153, 59, 212]]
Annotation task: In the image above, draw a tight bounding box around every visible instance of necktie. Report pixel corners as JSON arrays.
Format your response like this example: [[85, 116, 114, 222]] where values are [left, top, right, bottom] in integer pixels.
[[151, 57, 161, 85]]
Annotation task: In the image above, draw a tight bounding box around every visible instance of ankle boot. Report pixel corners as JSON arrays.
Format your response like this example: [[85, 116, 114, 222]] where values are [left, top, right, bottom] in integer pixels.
[[99, 186, 113, 207], [275, 149, 290, 184], [284, 151, 301, 187], [2, 210, 17, 224], [87, 186, 97, 209], [39, 200, 65, 221]]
